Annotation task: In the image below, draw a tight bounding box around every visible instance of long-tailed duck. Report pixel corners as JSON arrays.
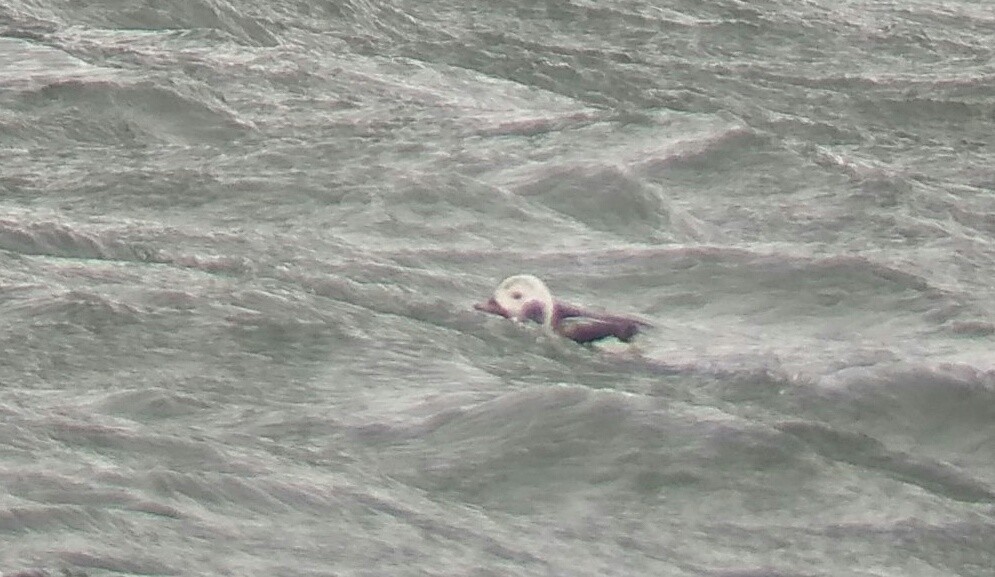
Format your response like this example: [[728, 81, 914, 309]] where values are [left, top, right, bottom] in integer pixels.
[[474, 274, 650, 344]]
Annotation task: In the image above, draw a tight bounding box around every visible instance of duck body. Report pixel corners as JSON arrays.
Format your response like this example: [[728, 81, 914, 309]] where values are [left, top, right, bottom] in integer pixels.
[[474, 275, 650, 344]]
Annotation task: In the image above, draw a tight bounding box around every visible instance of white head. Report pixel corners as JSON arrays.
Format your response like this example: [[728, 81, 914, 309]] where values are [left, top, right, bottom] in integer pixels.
[[475, 274, 556, 329]]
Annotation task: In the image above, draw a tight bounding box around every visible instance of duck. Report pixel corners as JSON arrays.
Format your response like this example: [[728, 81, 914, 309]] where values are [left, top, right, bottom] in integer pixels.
[[474, 274, 650, 344]]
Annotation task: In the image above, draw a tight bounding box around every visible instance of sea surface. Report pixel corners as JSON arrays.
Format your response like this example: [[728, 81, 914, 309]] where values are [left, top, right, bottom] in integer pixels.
[[2, 0, 994, 575]]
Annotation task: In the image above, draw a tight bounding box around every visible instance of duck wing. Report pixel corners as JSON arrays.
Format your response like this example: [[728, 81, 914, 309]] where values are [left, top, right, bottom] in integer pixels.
[[554, 302, 651, 344]]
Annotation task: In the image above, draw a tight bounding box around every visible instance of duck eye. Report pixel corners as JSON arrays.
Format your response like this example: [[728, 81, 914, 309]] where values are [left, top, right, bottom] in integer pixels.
[[511, 291, 522, 300]]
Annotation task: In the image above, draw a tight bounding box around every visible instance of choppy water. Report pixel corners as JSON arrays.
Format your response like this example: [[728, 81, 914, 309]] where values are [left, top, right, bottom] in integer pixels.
[[2, 0, 995, 575]]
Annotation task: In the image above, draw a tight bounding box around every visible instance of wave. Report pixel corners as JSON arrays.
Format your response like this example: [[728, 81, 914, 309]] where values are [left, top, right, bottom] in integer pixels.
[[0, 216, 162, 262], [11, 77, 251, 146], [340, 373, 995, 513]]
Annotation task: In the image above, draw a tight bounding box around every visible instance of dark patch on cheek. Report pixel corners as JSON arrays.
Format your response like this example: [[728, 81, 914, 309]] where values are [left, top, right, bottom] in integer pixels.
[[520, 300, 546, 323]]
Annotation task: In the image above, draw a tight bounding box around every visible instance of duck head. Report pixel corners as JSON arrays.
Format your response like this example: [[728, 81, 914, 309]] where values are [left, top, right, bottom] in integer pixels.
[[473, 274, 555, 329]]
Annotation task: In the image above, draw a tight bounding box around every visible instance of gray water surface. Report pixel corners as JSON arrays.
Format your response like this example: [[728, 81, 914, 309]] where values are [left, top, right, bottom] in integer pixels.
[[1, 1, 994, 576]]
